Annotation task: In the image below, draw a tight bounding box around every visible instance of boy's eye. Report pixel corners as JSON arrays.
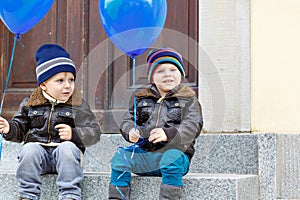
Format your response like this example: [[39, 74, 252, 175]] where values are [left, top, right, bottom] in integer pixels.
[[57, 79, 63, 83], [170, 66, 178, 71]]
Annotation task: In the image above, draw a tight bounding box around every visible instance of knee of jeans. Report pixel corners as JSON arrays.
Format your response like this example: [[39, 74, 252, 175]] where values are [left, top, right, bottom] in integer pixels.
[[19, 143, 42, 159], [110, 148, 131, 170], [159, 149, 187, 170], [55, 141, 80, 161]]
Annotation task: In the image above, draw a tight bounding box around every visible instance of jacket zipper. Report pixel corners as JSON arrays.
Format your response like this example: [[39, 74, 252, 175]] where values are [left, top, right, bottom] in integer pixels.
[[155, 97, 164, 127], [47, 103, 55, 143]]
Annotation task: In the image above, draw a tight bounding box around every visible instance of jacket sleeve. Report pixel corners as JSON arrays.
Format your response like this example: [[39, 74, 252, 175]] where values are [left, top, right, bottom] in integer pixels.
[[4, 98, 30, 143], [72, 100, 101, 147], [163, 96, 203, 146], [119, 104, 135, 143]]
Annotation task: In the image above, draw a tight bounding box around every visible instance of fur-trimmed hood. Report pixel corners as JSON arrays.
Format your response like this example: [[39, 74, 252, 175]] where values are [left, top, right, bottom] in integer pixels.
[[26, 87, 82, 107]]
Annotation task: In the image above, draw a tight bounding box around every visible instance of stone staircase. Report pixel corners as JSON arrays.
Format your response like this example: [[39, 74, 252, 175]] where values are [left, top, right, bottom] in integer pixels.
[[0, 172, 258, 200], [1, 133, 296, 200]]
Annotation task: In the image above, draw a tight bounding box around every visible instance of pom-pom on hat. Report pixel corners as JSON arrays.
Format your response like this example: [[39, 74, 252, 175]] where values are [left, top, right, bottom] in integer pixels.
[[35, 44, 76, 85], [146, 48, 186, 82]]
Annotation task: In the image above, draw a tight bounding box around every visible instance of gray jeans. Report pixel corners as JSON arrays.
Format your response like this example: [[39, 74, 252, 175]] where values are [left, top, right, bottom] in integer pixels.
[[17, 141, 83, 200]]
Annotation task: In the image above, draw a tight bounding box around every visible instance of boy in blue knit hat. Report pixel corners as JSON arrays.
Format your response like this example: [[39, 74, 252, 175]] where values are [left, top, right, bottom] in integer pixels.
[[108, 48, 203, 199], [0, 44, 101, 200]]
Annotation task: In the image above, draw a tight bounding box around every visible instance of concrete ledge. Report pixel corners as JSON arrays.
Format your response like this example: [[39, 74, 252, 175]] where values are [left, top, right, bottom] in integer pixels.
[[0, 171, 258, 200], [276, 133, 300, 199], [0, 133, 261, 199], [0, 133, 259, 174], [2, 132, 300, 199], [191, 133, 258, 174]]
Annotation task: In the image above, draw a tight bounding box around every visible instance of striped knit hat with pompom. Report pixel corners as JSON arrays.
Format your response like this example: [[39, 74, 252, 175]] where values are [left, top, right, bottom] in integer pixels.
[[35, 44, 76, 85], [146, 48, 186, 82]]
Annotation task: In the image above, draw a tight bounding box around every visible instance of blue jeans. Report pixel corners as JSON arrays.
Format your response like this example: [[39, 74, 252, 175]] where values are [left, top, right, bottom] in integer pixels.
[[17, 142, 83, 200], [110, 146, 190, 187]]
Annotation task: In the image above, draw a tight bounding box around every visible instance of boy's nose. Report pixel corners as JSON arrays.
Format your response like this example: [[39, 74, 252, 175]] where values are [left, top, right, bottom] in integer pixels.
[[64, 81, 70, 88]]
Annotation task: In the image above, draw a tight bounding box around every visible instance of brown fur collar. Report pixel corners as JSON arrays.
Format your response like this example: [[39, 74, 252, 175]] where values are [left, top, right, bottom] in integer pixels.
[[26, 87, 82, 107], [136, 84, 195, 98]]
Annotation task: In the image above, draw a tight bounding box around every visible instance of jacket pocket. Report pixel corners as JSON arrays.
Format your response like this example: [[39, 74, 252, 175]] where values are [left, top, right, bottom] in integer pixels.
[[28, 110, 45, 128], [137, 99, 154, 124], [57, 110, 75, 127], [166, 101, 184, 123]]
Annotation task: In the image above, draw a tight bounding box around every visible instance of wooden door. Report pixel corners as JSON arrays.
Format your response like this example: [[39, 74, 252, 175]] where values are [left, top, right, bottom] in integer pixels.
[[0, 1, 88, 117], [0, 0, 198, 133]]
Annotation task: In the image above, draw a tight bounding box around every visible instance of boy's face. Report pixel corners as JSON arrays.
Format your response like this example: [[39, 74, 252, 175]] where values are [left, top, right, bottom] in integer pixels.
[[40, 72, 75, 101], [152, 63, 182, 97]]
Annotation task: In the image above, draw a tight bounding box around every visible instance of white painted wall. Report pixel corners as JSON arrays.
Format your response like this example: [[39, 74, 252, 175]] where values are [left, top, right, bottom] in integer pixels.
[[251, 0, 300, 132], [199, 0, 300, 133], [199, 0, 250, 132]]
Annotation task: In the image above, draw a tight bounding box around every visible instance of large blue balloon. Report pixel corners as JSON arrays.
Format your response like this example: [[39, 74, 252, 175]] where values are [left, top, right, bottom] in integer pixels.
[[99, 0, 167, 57], [0, 0, 55, 35]]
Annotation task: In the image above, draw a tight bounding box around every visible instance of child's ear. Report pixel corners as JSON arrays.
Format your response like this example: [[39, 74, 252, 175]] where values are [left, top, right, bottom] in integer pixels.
[[40, 82, 47, 91]]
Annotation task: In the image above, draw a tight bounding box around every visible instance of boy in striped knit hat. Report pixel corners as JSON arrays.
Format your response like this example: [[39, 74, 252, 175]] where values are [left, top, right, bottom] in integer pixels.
[[0, 44, 101, 200], [109, 48, 203, 200]]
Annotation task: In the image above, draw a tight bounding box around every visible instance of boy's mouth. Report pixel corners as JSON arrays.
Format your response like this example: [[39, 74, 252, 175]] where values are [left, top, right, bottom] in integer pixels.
[[163, 79, 173, 83]]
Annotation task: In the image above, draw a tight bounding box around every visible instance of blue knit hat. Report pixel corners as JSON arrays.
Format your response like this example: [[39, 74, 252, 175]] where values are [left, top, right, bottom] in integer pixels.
[[35, 44, 76, 85], [146, 48, 186, 82]]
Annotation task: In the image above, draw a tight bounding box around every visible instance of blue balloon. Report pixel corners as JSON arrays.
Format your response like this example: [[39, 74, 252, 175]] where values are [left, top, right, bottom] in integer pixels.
[[99, 0, 167, 57], [0, 0, 54, 35]]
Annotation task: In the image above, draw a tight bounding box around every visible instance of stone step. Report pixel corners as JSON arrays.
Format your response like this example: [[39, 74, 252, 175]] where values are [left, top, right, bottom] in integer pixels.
[[0, 171, 259, 200], [0, 133, 259, 174]]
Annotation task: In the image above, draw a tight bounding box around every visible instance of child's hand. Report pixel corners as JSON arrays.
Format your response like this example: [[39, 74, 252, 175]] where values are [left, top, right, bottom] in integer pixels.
[[0, 116, 10, 134], [149, 128, 168, 144], [129, 128, 140, 143], [55, 124, 72, 141]]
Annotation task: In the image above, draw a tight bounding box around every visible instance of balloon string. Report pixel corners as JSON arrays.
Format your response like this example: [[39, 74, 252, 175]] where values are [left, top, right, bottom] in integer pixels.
[[132, 57, 137, 130], [115, 138, 145, 200], [0, 34, 19, 161], [0, 34, 19, 116], [113, 56, 138, 199]]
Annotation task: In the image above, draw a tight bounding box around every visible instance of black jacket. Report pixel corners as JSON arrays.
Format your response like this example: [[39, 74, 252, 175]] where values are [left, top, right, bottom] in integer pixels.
[[4, 87, 101, 153], [120, 84, 203, 160]]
